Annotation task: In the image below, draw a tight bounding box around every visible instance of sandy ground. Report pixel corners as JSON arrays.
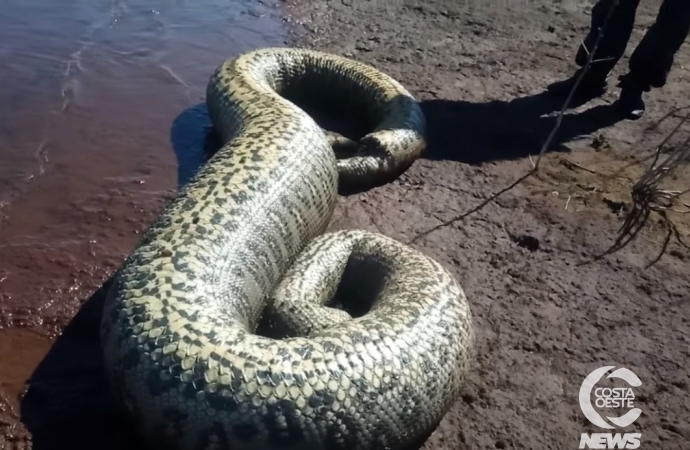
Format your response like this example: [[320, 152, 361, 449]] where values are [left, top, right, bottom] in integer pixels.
[[280, 0, 690, 448], [2, 0, 690, 449]]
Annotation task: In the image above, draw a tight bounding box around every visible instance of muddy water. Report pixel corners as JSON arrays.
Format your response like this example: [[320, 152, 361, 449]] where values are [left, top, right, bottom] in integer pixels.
[[0, 0, 285, 446]]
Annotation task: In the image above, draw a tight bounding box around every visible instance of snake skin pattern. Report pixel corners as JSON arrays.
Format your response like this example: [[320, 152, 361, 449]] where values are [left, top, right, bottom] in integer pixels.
[[100, 47, 475, 450]]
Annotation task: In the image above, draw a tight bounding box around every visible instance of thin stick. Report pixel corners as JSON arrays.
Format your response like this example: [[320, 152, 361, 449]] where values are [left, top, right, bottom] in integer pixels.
[[649, 109, 690, 170], [533, 1, 619, 170], [644, 104, 690, 132], [410, 172, 533, 243], [644, 220, 673, 269], [561, 158, 600, 174]]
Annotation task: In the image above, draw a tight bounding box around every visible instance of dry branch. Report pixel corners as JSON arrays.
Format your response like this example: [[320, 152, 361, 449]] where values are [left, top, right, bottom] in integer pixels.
[[585, 108, 690, 266]]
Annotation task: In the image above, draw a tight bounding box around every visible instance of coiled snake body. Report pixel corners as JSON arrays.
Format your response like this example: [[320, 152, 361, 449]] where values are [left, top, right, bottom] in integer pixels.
[[101, 48, 475, 450]]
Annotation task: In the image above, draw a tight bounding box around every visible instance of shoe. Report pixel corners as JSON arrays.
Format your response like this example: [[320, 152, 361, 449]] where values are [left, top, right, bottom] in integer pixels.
[[547, 68, 608, 104], [614, 75, 645, 120]]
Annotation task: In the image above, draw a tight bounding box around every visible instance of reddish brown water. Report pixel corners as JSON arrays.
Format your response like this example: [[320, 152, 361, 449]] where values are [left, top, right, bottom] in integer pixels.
[[0, 0, 285, 446]]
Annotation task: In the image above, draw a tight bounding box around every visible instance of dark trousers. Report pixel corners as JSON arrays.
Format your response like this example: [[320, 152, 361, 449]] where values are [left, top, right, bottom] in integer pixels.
[[575, 0, 690, 91]]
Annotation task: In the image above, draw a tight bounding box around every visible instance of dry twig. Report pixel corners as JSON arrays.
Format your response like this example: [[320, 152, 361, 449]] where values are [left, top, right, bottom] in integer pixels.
[[560, 158, 600, 174]]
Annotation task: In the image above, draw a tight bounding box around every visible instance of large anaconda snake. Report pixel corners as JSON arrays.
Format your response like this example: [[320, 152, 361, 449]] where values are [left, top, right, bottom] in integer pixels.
[[101, 47, 475, 450]]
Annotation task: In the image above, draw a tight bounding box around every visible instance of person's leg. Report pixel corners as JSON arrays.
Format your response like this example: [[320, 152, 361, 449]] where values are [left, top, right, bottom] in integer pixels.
[[548, 0, 641, 102], [615, 0, 690, 119]]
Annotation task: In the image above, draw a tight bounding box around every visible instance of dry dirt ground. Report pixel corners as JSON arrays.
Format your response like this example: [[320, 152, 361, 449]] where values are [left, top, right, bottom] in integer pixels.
[[2, 0, 690, 449], [281, 0, 690, 448]]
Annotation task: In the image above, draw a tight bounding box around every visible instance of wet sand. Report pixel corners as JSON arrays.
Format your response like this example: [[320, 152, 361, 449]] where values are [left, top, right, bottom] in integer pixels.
[[2, 0, 690, 449], [0, 0, 285, 446]]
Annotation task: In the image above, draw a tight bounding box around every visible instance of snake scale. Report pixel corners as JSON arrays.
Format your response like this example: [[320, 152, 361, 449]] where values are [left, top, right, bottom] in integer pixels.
[[100, 47, 475, 450]]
